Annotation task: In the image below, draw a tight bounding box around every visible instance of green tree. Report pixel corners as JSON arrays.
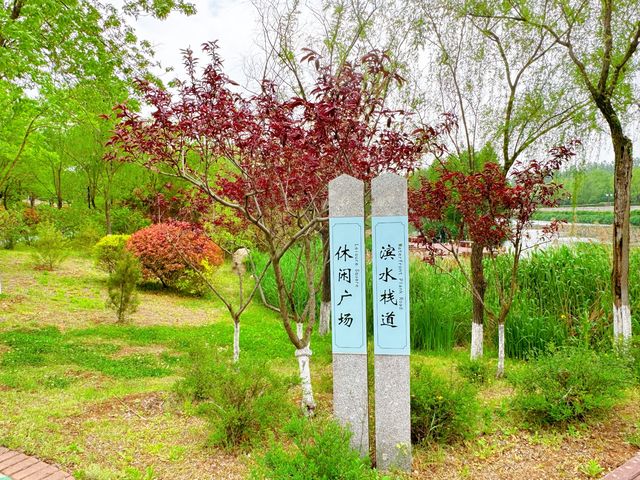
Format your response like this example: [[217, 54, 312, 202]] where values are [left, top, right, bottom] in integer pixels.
[[407, 0, 586, 363], [106, 251, 141, 323], [0, 0, 194, 203], [470, 0, 640, 343]]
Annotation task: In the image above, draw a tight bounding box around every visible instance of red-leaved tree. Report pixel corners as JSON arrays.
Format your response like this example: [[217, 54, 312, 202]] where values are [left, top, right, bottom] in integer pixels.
[[109, 43, 449, 414], [409, 141, 578, 377]]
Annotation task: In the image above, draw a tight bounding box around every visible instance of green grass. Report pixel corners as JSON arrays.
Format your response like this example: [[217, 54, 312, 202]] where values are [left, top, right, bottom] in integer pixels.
[[0, 248, 333, 478], [532, 209, 640, 226], [0, 245, 638, 479]]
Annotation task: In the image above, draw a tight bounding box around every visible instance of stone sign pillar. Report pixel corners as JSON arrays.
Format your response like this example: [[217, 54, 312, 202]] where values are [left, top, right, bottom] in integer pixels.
[[372, 173, 411, 471], [328, 174, 369, 456]]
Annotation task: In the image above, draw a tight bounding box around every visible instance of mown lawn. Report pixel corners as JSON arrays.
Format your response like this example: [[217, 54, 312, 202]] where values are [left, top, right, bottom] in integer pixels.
[[0, 248, 639, 479]]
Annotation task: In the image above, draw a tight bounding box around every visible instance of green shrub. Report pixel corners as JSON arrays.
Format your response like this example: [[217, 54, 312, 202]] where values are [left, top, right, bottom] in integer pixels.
[[510, 346, 630, 424], [250, 417, 383, 480], [74, 221, 105, 249], [410, 366, 478, 444], [32, 221, 68, 270], [175, 346, 293, 449], [37, 205, 104, 239], [94, 234, 131, 273], [106, 252, 141, 323], [456, 358, 491, 385], [0, 209, 24, 249], [111, 206, 150, 234]]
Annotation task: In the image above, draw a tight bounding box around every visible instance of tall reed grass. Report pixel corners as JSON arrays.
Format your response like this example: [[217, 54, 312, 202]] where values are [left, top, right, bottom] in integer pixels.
[[253, 242, 640, 357]]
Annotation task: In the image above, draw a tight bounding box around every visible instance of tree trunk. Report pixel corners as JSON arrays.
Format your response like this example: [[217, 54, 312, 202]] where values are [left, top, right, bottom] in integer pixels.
[[233, 320, 240, 363], [295, 344, 316, 416], [105, 198, 112, 235], [470, 242, 486, 359], [319, 225, 331, 335], [611, 125, 633, 343], [497, 323, 505, 378], [272, 257, 317, 414]]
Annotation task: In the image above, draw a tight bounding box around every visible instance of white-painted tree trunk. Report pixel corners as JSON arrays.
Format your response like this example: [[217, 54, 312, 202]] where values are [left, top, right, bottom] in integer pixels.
[[233, 321, 240, 363], [295, 344, 316, 416], [319, 301, 331, 336], [470, 322, 483, 360], [497, 324, 505, 378], [613, 303, 632, 343]]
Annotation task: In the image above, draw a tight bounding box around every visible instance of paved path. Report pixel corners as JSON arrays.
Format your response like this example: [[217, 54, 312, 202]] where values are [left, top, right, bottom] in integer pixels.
[[0, 448, 72, 480], [603, 453, 640, 479]]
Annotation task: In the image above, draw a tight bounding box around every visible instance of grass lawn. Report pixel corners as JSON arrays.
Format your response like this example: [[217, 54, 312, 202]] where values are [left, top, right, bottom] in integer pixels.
[[0, 248, 639, 479]]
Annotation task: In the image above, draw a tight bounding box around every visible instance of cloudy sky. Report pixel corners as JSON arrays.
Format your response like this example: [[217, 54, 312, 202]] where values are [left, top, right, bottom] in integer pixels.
[[121, 0, 262, 85], [111, 0, 637, 165]]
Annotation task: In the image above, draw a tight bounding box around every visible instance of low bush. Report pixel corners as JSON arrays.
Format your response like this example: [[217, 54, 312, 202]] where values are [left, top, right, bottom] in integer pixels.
[[410, 366, 478, 444], [175, 345, 293, 449], [106, 252, 141, 323], [250, 417, 384, 480], [127, 222, 223, 293], [456, 358, 491, 385], [622, 338, 640, 382], [32, 222, 68, 270], [94, 234, 131, 273], [510, 346, 630, 424], [20, 208, 39, 245]]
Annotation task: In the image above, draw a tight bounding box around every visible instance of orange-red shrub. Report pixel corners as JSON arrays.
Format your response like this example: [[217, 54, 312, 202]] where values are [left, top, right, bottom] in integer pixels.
[[127, 221, 223, 289]]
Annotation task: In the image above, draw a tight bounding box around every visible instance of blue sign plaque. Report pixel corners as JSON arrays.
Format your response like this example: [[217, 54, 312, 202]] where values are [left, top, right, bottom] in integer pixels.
[[330, 216, 367, 354], [372, 215, 410, 355]]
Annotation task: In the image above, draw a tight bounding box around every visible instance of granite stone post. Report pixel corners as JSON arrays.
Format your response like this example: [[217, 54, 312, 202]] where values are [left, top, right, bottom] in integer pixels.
[[328, 174, 369, 457], [372, 173, 411, 471]]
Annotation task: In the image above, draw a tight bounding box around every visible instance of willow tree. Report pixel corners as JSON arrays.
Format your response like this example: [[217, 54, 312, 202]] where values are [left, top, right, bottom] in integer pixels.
[[469, 0, 640, 344], [406, 0, 586, 359]]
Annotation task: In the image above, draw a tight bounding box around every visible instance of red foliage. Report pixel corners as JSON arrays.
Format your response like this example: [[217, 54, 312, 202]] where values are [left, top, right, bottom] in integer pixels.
[[132, 184, 213, 226], [108, 43, 454, 247], [409, 141, 579, 254], [126, 221, 223, 287], [22, 208, 39, 226]]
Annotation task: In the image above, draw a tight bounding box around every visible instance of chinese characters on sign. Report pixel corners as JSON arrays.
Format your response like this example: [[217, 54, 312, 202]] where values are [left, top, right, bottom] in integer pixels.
[[372, 216, 410, 355], [330, 217, 367, 354]]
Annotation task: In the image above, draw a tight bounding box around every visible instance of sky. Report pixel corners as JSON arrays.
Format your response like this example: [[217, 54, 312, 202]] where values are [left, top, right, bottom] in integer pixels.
[[115, 0, 262, 86]]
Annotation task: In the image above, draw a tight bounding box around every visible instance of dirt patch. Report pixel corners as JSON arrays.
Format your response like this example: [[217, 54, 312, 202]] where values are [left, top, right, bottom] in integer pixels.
[[415, 399, 640, 480], [110, 344, 169, 359], [76, 392, 169, 420], [59, 391, 247, 480]]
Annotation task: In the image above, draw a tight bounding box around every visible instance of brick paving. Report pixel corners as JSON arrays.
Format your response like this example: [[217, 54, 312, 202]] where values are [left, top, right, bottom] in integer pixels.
[[0, 448, 72, 480], [604, 453, 640, 480]]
